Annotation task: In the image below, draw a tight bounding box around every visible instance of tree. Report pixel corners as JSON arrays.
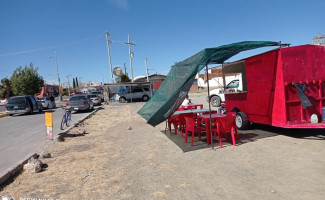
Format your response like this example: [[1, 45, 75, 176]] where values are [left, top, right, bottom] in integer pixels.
[[73, 78, 76, 89], [76, 77, 79, 88], [10, 63, 44, 95], [121, 74, 131, 82], [0, 77, 13, 98], [0, 85, 5, 99]]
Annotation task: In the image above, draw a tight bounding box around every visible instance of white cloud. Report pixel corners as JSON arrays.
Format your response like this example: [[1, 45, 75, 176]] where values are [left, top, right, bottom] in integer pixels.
[[107, 0, 129, 10]]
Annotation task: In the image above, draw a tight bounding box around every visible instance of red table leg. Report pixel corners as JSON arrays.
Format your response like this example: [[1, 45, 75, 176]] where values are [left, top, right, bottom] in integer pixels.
[[205, 118, 211, 145]]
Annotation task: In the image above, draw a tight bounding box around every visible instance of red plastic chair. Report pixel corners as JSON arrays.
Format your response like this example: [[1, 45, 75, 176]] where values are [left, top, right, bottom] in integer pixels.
[[184, 116, 203, 146], [168, 115, 181, 135], [178, 113, 195, 137], [212, 115, 239, 148]]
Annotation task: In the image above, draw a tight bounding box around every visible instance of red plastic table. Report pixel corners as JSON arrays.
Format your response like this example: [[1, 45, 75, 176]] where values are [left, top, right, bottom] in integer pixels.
[[197, 113, 227, 145]]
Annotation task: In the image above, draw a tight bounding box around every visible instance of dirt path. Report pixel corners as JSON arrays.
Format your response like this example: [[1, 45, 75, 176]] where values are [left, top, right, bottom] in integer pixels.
[[1, 101, 325, 199]]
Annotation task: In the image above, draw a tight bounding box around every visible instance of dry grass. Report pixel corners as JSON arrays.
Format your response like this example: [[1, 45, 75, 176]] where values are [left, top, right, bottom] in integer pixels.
[[0, 104, 136, 199]]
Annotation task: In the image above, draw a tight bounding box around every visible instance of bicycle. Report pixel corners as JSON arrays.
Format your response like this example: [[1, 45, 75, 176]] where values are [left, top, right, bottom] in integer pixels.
[[60, 106, 72, 130]]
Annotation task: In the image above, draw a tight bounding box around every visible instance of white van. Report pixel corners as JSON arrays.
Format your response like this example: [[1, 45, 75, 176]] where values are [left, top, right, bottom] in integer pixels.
[[206, 75, 243, 107]]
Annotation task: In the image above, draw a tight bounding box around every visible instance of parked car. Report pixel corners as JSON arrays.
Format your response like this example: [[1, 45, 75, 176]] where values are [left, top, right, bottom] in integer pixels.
[[116, 87, 151, 103], [91, 91, 104, 101], [73, 92, 83, 96], [37, 97, 56, 109], [66, 95, 94, 111], [5, 95, 42, 116], [86, 94, 101, 106]]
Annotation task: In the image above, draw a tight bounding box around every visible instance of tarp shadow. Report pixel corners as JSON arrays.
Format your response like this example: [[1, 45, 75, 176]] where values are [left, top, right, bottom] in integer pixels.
[[161, 130, 210, 152], [161, 128, 279, 152], [247, 124, 325, 140]]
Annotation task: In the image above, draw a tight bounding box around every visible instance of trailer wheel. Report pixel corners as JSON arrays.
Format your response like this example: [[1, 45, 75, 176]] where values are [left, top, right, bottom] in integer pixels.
[[210, 96, 221, 107], [236, 112, 250, 130]]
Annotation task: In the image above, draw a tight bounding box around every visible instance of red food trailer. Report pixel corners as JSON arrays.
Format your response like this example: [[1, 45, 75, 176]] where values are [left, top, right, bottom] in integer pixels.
[[223, 44, 325, 129]]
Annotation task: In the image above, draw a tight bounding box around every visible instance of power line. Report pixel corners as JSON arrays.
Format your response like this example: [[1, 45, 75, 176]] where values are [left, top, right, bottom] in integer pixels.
[[0, 35, 102, 57]]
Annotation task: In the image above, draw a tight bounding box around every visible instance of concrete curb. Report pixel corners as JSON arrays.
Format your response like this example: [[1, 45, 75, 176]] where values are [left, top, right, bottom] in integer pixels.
[[0, 112, 8, 119], [0, 107, 100, 187], [0, 153, 37, 186]]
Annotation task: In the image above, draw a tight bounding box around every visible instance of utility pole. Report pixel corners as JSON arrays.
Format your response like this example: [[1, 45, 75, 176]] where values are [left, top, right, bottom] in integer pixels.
[[79, 77, 82, 85], [125, 34, 136, 82], [78, 76, 82, 91], [145, 58, 155, 97], [145, 58, 149, 82], [145, 58, 155, 82], [124, 63, 126, 74], [49, 52, 62, 101], [106, 31, 114, 83], [66, 75, 71, 96]]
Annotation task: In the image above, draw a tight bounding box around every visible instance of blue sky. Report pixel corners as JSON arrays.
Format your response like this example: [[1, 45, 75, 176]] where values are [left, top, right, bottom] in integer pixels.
[[1, 0, 324, 85]]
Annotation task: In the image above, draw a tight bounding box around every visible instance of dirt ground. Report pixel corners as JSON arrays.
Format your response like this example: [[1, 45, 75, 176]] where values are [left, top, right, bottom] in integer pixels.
[[1, 93, 325, 199]]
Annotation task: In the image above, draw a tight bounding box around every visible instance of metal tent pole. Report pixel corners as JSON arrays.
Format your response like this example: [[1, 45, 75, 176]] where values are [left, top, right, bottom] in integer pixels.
[[206, 65, 214, 149]]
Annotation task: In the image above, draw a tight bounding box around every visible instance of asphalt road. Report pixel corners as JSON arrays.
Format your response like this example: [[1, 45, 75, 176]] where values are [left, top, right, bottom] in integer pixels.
[[0, 105, 98, 174]]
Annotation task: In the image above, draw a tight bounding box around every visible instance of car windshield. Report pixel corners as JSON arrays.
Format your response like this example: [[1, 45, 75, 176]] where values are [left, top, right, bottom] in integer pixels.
[[87, 95, 97, 98], [70, 96, 87, 101], [8, 97, 25, 104]]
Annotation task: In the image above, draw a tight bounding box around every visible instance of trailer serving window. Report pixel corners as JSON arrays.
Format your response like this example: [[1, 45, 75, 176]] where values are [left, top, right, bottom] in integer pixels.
[[223, 61, 247, 92]]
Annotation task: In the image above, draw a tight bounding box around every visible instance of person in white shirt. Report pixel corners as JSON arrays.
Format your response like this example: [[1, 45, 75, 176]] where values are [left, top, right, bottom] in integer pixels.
[[181, 95, 192, 106]]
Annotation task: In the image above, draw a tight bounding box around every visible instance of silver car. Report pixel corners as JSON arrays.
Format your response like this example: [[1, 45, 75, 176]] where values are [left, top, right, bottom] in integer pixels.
[[91, 91, 104, 101], [86, 94, 101, 106], [66, 95, 94, 111], [37, 97, 56, 109]]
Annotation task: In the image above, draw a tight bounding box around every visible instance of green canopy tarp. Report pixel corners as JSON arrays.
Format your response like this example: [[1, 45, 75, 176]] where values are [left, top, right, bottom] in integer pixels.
[[138, 41, 280, 126]]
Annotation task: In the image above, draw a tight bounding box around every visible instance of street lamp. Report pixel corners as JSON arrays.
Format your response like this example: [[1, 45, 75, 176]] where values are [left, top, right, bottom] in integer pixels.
[[49, 52, 62, 101]]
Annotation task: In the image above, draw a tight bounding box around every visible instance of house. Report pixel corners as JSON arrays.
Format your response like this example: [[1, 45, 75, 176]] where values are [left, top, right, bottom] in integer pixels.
[[36, 84, 60, 97], [197, 67, 241, 89], [133, 74, 166, 91]]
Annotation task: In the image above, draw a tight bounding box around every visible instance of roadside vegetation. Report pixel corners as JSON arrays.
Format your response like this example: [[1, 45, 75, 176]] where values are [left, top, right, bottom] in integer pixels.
[[0, 62, 44, 98]]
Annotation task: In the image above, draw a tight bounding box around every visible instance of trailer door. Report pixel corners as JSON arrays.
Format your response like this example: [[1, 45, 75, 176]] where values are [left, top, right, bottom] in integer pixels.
[[245, 51, 278, 117]]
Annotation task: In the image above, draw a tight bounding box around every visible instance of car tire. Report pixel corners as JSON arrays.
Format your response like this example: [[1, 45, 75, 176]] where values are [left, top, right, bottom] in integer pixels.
[[236, 112, 250, 130], [119, 97, 127, 103], [142, 95, 149, 102], [39, 106, 42, 113], [29, 107, 33, 115], [210, 96, 221, 107], [9, 114, 13, 116]]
